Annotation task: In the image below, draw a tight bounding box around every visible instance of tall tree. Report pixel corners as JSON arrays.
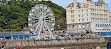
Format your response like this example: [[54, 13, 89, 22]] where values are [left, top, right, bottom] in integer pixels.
[[2, 0, 7, 3]]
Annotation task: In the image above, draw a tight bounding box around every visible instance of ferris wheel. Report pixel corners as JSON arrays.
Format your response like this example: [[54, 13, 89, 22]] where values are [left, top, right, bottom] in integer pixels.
[[28, 4, 55, 39]]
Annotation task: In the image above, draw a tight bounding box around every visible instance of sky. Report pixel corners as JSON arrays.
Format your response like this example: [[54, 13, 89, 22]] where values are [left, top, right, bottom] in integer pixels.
[[51, 0, 111, 11]]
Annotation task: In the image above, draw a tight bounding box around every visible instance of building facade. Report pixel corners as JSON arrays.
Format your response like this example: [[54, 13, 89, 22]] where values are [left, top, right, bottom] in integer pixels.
[[66, 0, 111, 33], [109, 12, 111, 22]]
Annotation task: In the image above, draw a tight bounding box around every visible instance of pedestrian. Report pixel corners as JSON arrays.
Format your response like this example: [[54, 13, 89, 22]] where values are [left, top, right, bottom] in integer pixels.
[[61, 48, 64, 49], [1, 46, 5, 49], [96, 47, 100, 49], [17, 47, 20, 49]]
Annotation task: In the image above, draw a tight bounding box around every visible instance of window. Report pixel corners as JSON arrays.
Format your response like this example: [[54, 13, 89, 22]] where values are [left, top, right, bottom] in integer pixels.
[[104, 6, 106, 9], [87, 14, 88, 16], [82, 19, 84, 21], [83, 24, 85, 28], [103, 24, 104, 27], [79, 19, 80, 21], [78, 10, 80, 12], [71, 11, 73, 13], [87, 18, 88, 21], [102, 25, 103, 27], [91, 5, 94, 8], [82, 10, 83, 12], [72, 25, 74, 28], [79, 15, 80, 17], [82, 15, 84, 17], [79, 25, 81, 28], [100, 24, 102, 27], [71, 8, 72, 10], [87, 24, 89, 27], [71, 4, 73, 6], [98, 25, 99, 27], [71, 15, 74, 18], [87, 9, 88, 12], [104, 10, 105, 13], [72, 15, 74, 18], [71, 11, 72, 13], [93, 9, 94, 12], [72, 19, 74, 22]]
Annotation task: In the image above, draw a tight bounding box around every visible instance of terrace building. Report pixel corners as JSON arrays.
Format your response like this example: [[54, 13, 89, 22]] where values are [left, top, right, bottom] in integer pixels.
[[66, 0, 111, 34], [109, 12, 111, 22]]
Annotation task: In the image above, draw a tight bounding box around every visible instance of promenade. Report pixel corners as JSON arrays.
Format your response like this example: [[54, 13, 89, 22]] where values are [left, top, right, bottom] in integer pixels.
[[0, 37, 106, 49]]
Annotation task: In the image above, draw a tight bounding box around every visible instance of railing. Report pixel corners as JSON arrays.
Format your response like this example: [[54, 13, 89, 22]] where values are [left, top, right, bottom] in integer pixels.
[[0, 36, 103, 42], [103, 35, 111, 38]]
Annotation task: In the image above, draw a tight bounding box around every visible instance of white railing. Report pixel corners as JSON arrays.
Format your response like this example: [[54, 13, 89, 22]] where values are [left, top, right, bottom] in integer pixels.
[[103, 35, 111, 38]]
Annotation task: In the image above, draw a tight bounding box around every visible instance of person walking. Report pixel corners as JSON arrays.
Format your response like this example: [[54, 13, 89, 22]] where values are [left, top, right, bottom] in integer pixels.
[[96, 47, 100, 49], [1, 46, 5, 49], [17, 47, 20, 49]]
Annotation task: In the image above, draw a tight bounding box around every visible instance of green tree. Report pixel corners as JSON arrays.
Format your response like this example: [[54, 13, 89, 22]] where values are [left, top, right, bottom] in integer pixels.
[[0, 1, 66, 31], [2, 0, 7, 3]]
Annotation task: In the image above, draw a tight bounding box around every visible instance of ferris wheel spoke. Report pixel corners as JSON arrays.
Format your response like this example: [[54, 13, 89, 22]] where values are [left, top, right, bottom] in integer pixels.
[[45, 12, 50, 17], [30, 20, 38, 23], [34, 24, 40, 34], [29, 16, 36, 19], [44, 22, 53, 37], [42, 24, 47, 34], [37, 21, 44, 38]]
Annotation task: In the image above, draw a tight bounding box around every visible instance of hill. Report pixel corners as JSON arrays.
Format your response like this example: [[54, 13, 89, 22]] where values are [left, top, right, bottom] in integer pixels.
[[0, 1, 66, 31]]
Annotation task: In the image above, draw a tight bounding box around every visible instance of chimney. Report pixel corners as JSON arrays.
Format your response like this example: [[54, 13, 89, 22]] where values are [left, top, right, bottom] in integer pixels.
[[83, 0, 92, 2], [74, 0, 77, 9], [98, 0, 105, 4], [83, 0, 87, 2], [98, 0, 103, 2]]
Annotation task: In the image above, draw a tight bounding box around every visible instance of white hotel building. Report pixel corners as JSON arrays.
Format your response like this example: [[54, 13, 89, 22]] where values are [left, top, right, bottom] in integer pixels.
[[66, 0, 111, 34]]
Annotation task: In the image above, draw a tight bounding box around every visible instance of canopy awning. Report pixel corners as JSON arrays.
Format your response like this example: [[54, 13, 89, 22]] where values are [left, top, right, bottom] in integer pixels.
[[102, 32, 111, 34], [0, 35, 35, 37]]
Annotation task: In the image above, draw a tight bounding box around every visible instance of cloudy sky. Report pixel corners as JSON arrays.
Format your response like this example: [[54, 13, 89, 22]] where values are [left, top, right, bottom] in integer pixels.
[[51, 0, 111, 11]]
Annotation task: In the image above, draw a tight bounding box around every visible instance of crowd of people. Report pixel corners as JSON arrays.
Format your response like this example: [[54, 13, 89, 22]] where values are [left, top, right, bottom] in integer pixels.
[[0, 45, 21, 49]]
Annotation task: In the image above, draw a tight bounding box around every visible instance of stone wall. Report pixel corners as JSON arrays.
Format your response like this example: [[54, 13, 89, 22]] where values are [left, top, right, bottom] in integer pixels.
[[0, 37, 105, 48]]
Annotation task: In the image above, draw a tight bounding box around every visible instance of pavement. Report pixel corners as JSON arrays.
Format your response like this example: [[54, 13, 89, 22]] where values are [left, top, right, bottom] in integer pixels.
[[101, 47, 107, 49]]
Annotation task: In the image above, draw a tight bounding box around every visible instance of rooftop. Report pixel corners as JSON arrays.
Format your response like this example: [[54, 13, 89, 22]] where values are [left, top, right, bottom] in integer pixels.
[[67, 0, 106, 8]]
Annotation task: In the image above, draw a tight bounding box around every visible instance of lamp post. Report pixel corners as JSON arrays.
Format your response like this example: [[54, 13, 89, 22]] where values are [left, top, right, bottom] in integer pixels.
[[11, 31, 13, 40]]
